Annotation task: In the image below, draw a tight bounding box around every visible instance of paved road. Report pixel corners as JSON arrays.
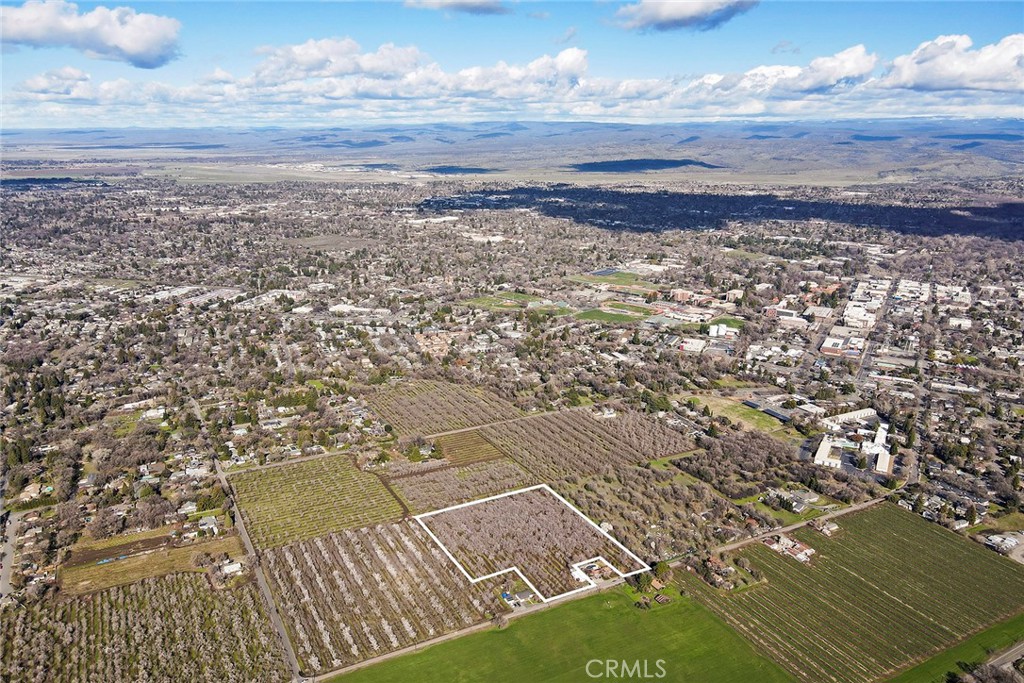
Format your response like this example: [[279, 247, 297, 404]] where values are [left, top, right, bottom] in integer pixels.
[[215, 460, 303, 681], [0, 476, 22, 600], [988, 639, 1024, 671]]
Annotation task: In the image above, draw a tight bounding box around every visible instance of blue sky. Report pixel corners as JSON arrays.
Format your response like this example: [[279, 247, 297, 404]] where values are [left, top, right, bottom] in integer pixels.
[[1, 1, 1022, 126]]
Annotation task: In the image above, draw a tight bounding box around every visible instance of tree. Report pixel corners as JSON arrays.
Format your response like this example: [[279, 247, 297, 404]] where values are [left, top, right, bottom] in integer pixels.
[[653, 561, 673, 581], [635, 572, 654, 593]]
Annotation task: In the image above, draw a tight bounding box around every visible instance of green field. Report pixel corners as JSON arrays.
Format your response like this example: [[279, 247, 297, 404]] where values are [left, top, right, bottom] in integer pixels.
[[683, 504, 1024, 683], [331, 586, 793, 683], [568, 271, 661, 289], [681, 394, 783, 432], [887, 612, 1024, 683], [576, 309, 640, 323], [230, 454, 404, 548], [434, 430, 507, 465], [606, 301, 656, 315]]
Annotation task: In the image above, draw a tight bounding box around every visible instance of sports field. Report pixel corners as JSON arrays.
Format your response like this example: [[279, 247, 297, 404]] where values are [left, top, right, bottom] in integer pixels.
[[330, 585, 793, 683]]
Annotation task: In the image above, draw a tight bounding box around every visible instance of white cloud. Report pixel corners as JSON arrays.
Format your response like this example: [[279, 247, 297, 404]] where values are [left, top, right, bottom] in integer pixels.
[[616, 0, 758, 31], [6, 34, 1023, 126], [879, 34, 1024, 92], [0, 0, 181, 68], [253, 38, 424, 82], [404, 0, 511, 15], [19, 65, 91, 96]]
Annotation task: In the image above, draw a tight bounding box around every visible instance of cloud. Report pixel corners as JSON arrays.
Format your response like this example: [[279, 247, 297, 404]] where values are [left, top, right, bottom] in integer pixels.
[[404, 0, 511, 15], [771, 40, 800, 55], [7, 33, 1023, 126], [556, 26, 577, 44], [0, 0, 181, 68], [253, 38, 425, 82], [19, 65, 91, 96], [879, 33, 1024, 92], [616, 0, 758, 31]]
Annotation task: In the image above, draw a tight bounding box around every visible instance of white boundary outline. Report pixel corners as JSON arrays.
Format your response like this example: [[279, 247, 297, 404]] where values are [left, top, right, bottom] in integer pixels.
[[413, 483, 650, 603]]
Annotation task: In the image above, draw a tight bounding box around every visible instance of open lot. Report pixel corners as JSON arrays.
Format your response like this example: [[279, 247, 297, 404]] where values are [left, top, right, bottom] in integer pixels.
[[60, 535, 244, 595], [331, 585, 793, 683], [682, 504, 1024, 683], [230, 454, 404, 548]]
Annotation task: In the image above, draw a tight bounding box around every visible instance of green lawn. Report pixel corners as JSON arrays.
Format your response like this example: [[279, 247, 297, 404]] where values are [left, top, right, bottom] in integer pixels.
[[576, 309, 640, 323], [331, 586, 793, 683], [568, 272, 661, 290], [887, 611, 1024, 683], [607, 301, 655, 315]]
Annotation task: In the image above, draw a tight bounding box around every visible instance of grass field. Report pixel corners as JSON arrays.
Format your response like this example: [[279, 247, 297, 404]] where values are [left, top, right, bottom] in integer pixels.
[[331, 586, 793, 683], [72, 524, 175, 553], [606, 301, 656, 315], [60, 535, 244, 595], [464, 292, 545, 311], [576, 309, 640, 323], [568, 271, 660, 290], [887, 612, 1024, 683], [969, 510, 1024, 533], [230, 454, 404, 548], [434, 430, 507, 465], [682, 394, 783, 432], [683, 504, 1024, 683]]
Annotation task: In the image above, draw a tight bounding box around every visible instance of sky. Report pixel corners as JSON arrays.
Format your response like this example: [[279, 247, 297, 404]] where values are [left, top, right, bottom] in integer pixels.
[[1, 0, 1022, 127]]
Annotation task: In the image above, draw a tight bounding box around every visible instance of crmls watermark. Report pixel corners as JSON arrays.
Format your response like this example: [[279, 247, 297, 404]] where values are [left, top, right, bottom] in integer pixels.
[[586, 659, 667, 679]]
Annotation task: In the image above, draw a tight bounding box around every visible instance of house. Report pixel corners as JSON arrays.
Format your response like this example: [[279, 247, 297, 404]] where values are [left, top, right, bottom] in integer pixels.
[[198, 515, 219, 535], [221, 561, 244, 576]]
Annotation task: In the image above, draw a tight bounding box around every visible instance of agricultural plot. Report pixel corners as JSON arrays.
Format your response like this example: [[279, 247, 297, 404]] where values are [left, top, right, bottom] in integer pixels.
[[61, 534, 244, 595], [0, 574, 287, 683], [683, 504, 1024, 683], [392, 458, 537, 514], [263, 521, 508, 675], [369, 380, 521, 436], [417, 485, 648, 600], [481, 410, 691, 480], [231, 454, 404, 548], [433, 429, 506, 465]]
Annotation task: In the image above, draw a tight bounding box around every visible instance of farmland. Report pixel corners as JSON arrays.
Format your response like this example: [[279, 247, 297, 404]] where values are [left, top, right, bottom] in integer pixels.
[[433, 429, 506, 465], [418, 486, 647, 599], [0, 574, 288, 683], [263, 521, 508, 675], [481, 409, 691, 480], [682, 504, 1024, 683], [231, 454, 404, 548], [392, 458, 536, 514], [60, 534, 245, 595], [369, 380, 522, 436], [331, 586, 793, 683]]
